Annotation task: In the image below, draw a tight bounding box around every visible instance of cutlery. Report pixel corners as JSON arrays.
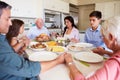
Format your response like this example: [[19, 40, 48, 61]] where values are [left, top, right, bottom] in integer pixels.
[[74, 58, 90, 67]]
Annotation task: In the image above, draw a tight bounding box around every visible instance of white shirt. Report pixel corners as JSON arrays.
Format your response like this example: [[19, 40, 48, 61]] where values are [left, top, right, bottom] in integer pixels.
[[64, 27, 80, 41], [26, 26, 49, 40]]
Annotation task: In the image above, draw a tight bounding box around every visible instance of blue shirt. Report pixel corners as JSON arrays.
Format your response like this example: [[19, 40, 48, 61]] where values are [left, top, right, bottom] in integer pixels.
[[84, 25, 106, 48], [27, 26, 50, 40], [0, 34, 40, 80]]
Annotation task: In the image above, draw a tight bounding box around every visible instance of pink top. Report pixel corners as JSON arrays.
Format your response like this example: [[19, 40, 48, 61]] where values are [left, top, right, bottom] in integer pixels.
[[75, 51, 120, 80], [64, 27, 80, 41]]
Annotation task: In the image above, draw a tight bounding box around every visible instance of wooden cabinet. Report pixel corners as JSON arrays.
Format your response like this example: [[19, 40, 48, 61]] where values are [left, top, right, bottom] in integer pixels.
[[95, 1, 120, 20], [2, 0, 43, 18], [43, 0, 69, 13]]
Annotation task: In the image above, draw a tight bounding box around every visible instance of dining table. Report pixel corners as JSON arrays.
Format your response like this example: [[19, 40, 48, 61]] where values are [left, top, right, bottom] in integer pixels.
[[25, 42, 104, 80]]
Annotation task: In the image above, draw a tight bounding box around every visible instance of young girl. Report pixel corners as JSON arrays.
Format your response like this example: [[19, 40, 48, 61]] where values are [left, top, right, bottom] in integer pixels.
[[6, 19, 30, 55]]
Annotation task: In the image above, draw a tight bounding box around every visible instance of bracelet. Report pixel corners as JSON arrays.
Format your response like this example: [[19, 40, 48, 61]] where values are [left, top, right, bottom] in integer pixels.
[[68, 62, 74, 66]]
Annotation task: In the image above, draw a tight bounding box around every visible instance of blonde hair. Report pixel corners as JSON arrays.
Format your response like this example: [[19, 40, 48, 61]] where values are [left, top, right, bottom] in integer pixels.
[[101, 16, 120, 45]]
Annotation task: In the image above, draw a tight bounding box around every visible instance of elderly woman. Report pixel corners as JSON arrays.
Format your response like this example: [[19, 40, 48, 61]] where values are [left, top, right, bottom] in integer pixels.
[[65, 16, 120, 80]]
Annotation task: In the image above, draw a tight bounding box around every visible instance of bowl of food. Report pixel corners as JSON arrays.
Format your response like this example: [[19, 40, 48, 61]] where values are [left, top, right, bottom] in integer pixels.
[[35, 33, 50, 42], [56, 37, 70, 46], [47, 46, 67, 54], [29, 42, 47, 51], [46, 41, 58, 47]]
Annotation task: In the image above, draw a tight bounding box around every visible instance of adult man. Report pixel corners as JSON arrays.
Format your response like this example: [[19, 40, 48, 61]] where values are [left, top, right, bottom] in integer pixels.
[[27, 18, 50, 40], [0, 1, 65, 80]]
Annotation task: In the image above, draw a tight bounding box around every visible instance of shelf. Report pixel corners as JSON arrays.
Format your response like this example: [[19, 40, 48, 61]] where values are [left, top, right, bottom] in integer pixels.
[[47, 27, 61, 29], [45, 21, 56, 23]]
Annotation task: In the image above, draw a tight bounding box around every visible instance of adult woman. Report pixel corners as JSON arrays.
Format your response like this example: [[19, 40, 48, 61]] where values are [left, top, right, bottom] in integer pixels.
[[6, 19, 30, 55], [65, 16, 120, 80], [63, 16, 80, 42]]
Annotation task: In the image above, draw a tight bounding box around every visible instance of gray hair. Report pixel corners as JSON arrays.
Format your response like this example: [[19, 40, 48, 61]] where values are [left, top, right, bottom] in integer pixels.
[[101, 16, 120, 45], [0, 1, 12, 17]]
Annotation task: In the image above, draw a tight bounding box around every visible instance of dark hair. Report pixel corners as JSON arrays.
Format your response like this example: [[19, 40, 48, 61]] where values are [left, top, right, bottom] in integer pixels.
[[0, 1, 12, 17], [63, 16, 77, 35], [89, 11, 102, 19], [6, 19, 24, 44]]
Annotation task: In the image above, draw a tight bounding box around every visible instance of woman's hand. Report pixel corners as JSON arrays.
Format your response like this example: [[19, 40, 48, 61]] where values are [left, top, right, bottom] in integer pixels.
[[55, 53, 66, 64], [70, 38, 79, 43], [64, 53, 73, 64], [21, 36, 30, 47], [92, 47, 105, 55]]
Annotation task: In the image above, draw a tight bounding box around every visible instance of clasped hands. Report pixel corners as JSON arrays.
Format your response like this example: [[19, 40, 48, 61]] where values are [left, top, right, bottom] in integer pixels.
[[55, 52, 74, 65]]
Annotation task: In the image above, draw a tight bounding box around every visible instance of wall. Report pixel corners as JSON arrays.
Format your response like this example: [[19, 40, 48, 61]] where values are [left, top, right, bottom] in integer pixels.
[[78, 4, 95, 31], [78, 0, 119, 5], [36, 0, 44, 19], [1, 0, 44, 18]]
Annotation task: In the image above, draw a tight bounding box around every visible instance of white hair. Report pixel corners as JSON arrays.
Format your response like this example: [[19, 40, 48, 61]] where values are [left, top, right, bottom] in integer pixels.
[[101, 16, 120, 45]]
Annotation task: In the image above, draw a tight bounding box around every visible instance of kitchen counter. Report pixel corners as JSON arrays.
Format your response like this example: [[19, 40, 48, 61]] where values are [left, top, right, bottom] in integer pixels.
[[79, 30, 85, 33]]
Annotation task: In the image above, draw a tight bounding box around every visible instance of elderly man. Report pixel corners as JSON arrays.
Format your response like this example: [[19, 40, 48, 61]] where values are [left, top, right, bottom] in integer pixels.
[[0, 1, 65, 80], [27, 18, 50, 40]]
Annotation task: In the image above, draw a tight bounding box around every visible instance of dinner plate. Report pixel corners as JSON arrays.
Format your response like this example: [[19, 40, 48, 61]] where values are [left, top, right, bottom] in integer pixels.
[[67, 42, 94, 52], [29, 42, 46, 51], [75, 42, 93, 48], [29, 51, 58, 61], [74, 52, 103, 63]]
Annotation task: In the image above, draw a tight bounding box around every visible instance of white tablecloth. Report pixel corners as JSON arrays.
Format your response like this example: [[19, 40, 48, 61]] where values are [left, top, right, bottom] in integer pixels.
[[25, 48, 103, 80]]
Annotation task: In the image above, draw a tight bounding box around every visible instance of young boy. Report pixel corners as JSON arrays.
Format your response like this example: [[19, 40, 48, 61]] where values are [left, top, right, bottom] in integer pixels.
[[84, 11, 112, 56]]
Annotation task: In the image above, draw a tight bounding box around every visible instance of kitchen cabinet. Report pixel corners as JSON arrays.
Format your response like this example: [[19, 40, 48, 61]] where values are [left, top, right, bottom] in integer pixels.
[[61, 0, 78, 5], [44, 10, 61, 29], [2, 0, 43, 18], [114, 2, 120, 16], [69, 0, 78, 5], [43, 0, 69, 13], [58, 1, 69, 13], [95, 1, 120, 20], [95, 2, 114, 20]]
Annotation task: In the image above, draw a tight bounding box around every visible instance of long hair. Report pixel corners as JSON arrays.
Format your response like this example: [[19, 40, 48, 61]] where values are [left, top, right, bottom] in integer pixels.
[[6, 19, 24, 43], [63, 16, 77, 35]]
